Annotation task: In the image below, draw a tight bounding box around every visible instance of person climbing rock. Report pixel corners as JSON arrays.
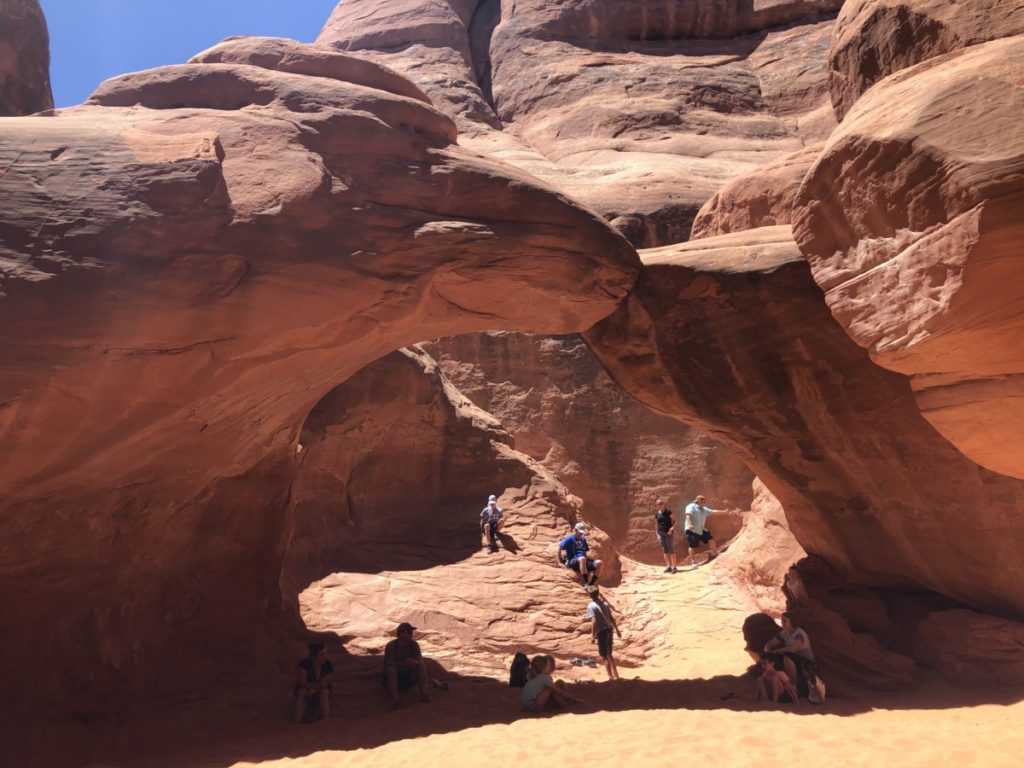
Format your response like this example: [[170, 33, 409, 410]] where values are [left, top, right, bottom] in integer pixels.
[[559, 522, 602, 585], [683, 493, 721, 567], [586, 586, 621, 680], [654, 498, 678, 573], [382, 622, 431, 709], [293, 643, 333, 723], [480, 494, 505, 553]]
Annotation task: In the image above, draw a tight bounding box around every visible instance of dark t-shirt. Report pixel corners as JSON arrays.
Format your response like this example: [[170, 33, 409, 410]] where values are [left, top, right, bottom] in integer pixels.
[[298, 657, 333, 683], [655, 508, 674, 535], [559, 533, 588, 561], [384, 638, 422, 668]]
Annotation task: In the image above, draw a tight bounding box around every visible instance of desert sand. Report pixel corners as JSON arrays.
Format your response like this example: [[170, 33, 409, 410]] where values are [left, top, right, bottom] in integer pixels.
[[14, 554, 1018, 768]]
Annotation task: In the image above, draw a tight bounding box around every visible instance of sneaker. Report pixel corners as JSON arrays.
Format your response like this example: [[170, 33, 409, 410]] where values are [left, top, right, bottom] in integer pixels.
[[671, 567, 678, 573], [570, 657, 584, 666], [663, 567, 673, 573], [708, 551, 719, 560], [584, 658, 598, 668]]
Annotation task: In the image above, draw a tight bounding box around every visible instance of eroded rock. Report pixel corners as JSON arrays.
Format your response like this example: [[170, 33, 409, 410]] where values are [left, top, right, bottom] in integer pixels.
[[0, 36, 637, 706], [795, 37, 1024, 480], [584, 226, 1024, 618]]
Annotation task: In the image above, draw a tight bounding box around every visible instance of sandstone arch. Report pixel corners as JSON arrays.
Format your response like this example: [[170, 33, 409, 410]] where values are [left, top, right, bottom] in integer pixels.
[[0, 36, 638, 708]]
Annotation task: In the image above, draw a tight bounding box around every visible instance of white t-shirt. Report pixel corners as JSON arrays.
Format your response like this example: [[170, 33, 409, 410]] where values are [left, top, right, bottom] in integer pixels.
[[778, 627, 814, 660], [684, 502, 715, 534]]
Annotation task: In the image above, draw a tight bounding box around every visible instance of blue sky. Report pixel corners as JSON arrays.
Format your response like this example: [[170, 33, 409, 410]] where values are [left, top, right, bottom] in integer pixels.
[[41, 0, 340, 107]]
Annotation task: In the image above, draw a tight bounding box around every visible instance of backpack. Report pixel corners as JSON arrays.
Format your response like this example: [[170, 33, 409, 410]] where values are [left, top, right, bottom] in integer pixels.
[[509, 651, 529, 687]]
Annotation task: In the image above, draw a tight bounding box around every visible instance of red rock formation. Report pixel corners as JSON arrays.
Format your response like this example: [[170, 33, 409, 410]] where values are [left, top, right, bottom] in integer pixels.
[[712, 479, 805, 615], [795, 38, 1024, 480], [287, 347, 652, 672], [915, 609, 1024, 687], [691, 144, 822, 239], [829, 0, 1024, 121], [424, 332, 754, 564], [0, 0, 52, 115], [584, 226, 1024, 618], [320, 1, 841, 247], [0, 36, 637, 706]]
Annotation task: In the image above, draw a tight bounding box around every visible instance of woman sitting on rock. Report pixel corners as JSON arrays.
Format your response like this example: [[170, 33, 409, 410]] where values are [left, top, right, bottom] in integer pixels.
[[520, 655, 584, 714], [763, 612, 816, 689]]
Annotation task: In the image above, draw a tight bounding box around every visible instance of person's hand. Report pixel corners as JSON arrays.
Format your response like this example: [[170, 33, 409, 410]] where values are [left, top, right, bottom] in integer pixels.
[[591, 636, 596, 644]]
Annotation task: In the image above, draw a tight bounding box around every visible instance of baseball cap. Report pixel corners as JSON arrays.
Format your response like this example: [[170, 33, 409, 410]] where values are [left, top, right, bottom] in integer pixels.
[[488, 494, 497, 503], [396, 622, 416, 634], [574, 522, 588, 533]]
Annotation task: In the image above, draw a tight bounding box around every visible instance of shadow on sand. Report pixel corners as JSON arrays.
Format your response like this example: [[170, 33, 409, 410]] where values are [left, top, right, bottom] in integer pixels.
[[66, 660, 1022, 768]]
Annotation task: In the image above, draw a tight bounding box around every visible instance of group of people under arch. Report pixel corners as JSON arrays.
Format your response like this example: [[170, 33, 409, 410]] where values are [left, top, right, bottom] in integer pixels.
[[293, 491, 825, 721]]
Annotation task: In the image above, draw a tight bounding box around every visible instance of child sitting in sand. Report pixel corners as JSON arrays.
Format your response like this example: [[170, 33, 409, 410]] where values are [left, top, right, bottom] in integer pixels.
[[521, 655, 585, 713], [755, 654, 799, 705]]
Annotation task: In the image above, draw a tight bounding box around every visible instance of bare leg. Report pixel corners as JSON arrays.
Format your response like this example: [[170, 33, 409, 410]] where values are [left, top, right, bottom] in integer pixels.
[[417, 660, 430, 702], [687, 546, 698, 566], [592, 560, 603, 583], [529, 687, 555, 713], [669, 552, 678, 569], [708, 538, 720, 558], [662, 550, 672, 568], [605, 652, 619, 680], [782, 655, 798, 685], [770, 675, 784, 703], [385, 667, 400, 705]]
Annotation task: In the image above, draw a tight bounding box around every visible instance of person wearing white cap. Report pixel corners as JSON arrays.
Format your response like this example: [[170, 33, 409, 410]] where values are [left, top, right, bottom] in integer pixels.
[[558, 522, 602, 585], [480, 494, 505, 553]]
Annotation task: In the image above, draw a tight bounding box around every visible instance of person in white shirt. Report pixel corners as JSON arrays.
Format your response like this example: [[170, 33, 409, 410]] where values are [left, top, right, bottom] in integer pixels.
[[683, 493, 721, 567], [480, 494, 505, 553]]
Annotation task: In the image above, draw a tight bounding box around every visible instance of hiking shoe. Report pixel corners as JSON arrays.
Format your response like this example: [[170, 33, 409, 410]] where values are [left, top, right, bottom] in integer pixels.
[[570, 657, 584, 666], [670, 567, 678, 573], [585, 658, 598, 668], [663, 567, 672, 573]]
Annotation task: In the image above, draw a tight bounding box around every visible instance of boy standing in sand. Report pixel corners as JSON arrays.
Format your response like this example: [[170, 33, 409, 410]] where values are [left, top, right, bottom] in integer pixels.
[[586, 586, 621, 680]]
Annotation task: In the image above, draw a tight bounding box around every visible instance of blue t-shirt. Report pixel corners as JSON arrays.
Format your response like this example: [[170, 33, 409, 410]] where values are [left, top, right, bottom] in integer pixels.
[[559, 533, 588, 561]]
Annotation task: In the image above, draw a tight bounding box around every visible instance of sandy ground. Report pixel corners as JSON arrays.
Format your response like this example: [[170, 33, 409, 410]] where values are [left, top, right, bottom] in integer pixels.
[[15, 557, 1024, 768]]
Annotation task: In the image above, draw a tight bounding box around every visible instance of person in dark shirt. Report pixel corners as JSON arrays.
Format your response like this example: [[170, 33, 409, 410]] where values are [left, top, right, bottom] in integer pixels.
[[558, 522, 603, 585], [654, 498, 678, 573], [586, 586, 622, 680], [293, 643, 334, 723], [382, 622, 430, 709]]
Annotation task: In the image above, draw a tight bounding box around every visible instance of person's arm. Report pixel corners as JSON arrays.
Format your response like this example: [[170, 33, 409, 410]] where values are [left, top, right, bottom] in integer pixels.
[[317, 665, 334, 691], [764, 634, 783, 653], [610, 607, 621, 638], [779, 630, 808, 655]]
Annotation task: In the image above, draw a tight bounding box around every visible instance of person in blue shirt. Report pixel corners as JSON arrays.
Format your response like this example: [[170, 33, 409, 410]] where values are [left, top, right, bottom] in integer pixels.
[[683, 493, 721, 567], [558, 522, 603, 585]]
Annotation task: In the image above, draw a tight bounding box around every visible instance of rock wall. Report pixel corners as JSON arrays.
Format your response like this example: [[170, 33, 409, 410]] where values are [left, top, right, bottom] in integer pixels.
[[584, 227, 1024, 618], [286, 347, 654, 672], [0, 0, 53, 115], [424, 332, 754, 563], [0, 36, 637, 706]]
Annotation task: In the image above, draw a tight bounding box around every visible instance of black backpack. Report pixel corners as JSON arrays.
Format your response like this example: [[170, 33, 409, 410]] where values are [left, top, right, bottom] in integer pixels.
[[509, 651, 529, 687]]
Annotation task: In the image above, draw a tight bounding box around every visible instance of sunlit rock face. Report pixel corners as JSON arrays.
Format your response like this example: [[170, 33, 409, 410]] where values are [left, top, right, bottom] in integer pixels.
[[320, 0, 841, 248], [584, 227, 1024, 619], [423, 332, 755, 564], [0, 35, 638, 706], [0, 0, 53, 115], [795, 36, 1024, 481], [285, 347, 656, 675]]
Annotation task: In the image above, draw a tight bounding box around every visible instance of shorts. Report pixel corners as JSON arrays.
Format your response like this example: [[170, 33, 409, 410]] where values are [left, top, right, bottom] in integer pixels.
[[569, 556, 596, 572], [656, 532, 674, 554], [382, 666, 419, 691], [685, 528, 714, 548], [596, 627, 613, 658]]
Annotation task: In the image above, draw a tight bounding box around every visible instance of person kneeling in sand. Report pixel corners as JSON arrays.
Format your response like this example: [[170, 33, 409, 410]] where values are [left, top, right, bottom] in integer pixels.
[[755, 653, 798, 705], [382, 622, 431, 709], [293, 643, 333, 723], [521, 655, 585, 713]]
